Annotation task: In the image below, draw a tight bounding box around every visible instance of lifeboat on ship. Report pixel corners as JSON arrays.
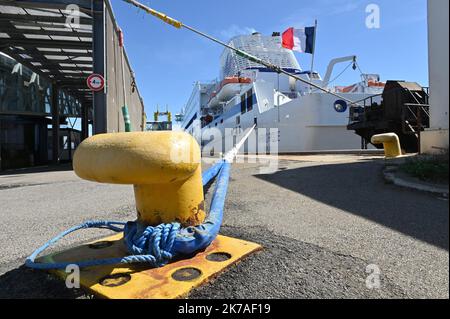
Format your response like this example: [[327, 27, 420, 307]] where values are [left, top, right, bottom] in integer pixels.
[[208, 77, 252, 108], [336, 79, 385, 93], [367, 80, 385, 89]]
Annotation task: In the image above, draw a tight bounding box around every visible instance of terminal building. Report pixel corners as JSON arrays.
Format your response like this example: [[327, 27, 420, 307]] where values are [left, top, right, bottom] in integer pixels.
[[0, 0, 146, 170]]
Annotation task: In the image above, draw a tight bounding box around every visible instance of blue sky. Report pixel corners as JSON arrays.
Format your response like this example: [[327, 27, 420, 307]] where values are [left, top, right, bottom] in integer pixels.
[[112, 0, 428, 118]]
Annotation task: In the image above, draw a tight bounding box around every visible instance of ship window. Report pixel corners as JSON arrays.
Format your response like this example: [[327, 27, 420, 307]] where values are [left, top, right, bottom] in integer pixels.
[[236, 116, 240, 125], [241, 94, 246, 114], [215, 122, 218, 127], [220, 119, 223, 124], [246, 89, 253, 112]]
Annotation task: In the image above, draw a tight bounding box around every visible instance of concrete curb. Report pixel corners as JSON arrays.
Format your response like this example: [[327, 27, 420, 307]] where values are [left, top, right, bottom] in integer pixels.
[[383, 168, 449, 197]]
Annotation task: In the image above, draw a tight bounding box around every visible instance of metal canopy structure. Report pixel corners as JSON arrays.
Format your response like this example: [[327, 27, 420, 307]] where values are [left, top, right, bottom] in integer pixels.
[[0, 0, 146, 168], [0, 0, 97, 165], [0, 0, 94, 105]]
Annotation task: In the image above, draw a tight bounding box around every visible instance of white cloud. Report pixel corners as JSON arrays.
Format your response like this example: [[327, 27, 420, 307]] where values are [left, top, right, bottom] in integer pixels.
[[219, 24, 257, 39], [279, 0, 365, 28], [327, 0, 363, 16]]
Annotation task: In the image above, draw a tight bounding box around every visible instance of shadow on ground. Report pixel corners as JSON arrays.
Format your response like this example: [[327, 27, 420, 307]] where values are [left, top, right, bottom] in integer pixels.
[[0, 163, 73, 177], [255, 161, 449, 250], [191, 225, 406, 299], [0, 265, 86, 299]]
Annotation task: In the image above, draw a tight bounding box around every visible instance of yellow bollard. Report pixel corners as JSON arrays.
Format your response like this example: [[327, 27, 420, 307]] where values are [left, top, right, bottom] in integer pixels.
[[43, 131, 262, 299], [371, 133, 402, 158], [73, 131, 205, 226]]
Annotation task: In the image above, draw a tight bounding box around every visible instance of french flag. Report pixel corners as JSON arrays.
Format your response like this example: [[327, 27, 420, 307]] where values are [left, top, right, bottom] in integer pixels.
[[282, 27, 316, 54]]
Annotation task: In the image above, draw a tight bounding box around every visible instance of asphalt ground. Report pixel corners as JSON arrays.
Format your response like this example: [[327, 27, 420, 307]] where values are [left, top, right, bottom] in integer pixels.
[[0, 155, 448, 299]]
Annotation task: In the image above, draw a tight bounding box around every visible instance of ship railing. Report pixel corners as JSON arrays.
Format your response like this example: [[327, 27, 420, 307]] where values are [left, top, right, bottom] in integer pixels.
[[402, 103, 430, 138], [279, 91, 300, 99]]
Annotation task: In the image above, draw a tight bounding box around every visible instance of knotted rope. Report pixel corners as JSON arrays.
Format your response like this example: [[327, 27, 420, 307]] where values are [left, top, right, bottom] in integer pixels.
[[25, 162, 226, 270], [123, 221, 180, 267]]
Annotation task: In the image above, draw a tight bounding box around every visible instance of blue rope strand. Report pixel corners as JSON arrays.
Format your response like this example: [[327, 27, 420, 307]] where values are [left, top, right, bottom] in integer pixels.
[[202, 160, 224, 186]]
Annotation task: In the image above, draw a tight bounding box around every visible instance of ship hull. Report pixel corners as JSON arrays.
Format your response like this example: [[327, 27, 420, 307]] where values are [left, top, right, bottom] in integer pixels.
[[199, 92, 378, 155]]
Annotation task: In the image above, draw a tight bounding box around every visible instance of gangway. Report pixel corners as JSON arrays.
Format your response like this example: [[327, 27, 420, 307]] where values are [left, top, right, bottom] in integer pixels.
[[146, 105, 173, 131], [347, 80, 430, 153]]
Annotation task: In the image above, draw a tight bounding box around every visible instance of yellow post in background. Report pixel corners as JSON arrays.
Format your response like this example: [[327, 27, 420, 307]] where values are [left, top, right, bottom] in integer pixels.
[[371, 133, 403, 158]]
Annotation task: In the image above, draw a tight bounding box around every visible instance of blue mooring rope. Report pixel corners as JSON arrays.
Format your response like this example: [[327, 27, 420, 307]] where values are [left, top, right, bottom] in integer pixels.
[[25, 161, 229, 270]]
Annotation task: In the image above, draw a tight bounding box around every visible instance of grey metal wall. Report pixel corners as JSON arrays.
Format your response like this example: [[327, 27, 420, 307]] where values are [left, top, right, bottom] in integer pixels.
[[105, 3, 145, 133]]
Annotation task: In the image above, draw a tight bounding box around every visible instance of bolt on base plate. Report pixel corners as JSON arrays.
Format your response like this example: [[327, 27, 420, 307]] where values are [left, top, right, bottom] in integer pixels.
[[39, 234, 262, 299]]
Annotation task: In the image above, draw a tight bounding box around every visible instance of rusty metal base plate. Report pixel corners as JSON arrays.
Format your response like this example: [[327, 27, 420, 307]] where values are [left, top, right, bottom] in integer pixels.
[[39, 234, 261, 299]]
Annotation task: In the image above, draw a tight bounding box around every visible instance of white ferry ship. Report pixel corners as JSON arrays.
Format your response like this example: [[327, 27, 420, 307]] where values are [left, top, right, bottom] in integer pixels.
[[177, 32, 385, 153]]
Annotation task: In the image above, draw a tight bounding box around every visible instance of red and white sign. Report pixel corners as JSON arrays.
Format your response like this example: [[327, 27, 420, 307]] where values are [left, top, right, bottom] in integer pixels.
[[86, 73, 105, 91]]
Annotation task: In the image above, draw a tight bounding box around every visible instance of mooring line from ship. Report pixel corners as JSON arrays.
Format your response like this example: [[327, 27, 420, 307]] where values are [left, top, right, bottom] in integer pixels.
[[25, 126, 256, 270], [121, 0, 370, 107]]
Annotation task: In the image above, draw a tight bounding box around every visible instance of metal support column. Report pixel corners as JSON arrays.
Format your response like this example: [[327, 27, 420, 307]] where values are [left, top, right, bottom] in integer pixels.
[[81, 103, 89, 140], [0, 119, 3, 171], [417, 106, 422, 153], [92, 0, 107, 134], [68, 129, 72, 162], [51, 83, 60, 164]]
